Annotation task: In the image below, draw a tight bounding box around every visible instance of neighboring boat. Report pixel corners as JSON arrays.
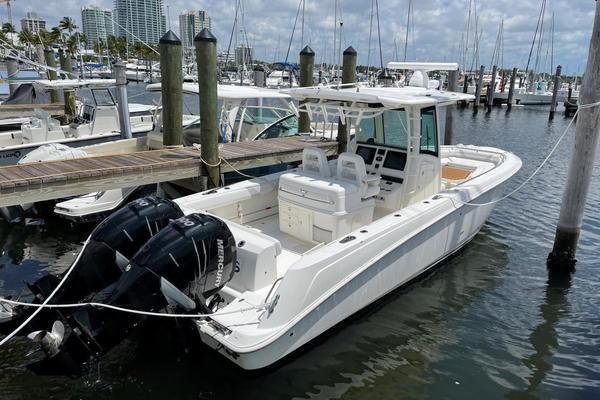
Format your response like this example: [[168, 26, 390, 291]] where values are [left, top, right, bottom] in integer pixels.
[[266, 69, 298, 88], [0, 65, 522, 375], [52, 84, 301, 222], [0, 79, 159, 166]]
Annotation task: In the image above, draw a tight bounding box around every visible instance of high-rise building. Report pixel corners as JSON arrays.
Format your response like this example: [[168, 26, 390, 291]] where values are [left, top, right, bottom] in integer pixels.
[[179, 10, 211, 48], [81, 6, 114, 46], [113, 0, 166, 44], [20, 12, 46, 33], [235, 44, 254, 66]]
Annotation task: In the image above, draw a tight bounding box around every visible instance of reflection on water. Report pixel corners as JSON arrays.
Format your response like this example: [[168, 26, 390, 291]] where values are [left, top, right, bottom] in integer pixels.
[[507, 270, 572, 400], [1, 99, 600, 399]]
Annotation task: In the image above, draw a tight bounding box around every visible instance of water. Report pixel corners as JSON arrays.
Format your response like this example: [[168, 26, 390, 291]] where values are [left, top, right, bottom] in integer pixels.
[[1, 104, 600, 399]]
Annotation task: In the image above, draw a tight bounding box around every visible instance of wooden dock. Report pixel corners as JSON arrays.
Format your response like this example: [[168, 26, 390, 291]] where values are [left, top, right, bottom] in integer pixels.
[[0, 137, 338, 207]]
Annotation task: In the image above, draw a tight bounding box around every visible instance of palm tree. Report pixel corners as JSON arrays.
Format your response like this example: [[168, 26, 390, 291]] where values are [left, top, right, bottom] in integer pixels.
[[58, 17, 77, 36], [2, 22, 15, 45], [18, 28, 35, 58]]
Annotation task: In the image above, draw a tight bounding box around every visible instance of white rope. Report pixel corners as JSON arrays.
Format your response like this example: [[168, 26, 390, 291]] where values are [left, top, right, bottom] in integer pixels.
[[0, 238, 90, 347], [0, 297, 270, 319], [442, 101, 600, 208]]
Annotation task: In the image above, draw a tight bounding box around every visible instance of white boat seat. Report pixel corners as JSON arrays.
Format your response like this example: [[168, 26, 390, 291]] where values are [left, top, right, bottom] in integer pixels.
[[278, 151, 377, 244], [302, 147, 331, 177], [336, 152, 381, 199]]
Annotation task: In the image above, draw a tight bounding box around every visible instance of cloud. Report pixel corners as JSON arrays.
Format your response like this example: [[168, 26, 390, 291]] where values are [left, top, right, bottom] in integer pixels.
[[9, 0, 596, 74]]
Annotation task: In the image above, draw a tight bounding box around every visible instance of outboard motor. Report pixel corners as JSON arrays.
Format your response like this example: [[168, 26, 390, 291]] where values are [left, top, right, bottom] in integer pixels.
[[26, 213, 237, 376], [0, 196, 183, 340]]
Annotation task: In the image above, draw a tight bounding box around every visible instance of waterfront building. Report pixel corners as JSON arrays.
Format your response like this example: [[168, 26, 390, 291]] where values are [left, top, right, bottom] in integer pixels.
[[81, 6, 114, 46], [113, 0, 166, 44], [179, 10, 211, 48], [235, 44, 254, 66], [20, 12, 46, 33]]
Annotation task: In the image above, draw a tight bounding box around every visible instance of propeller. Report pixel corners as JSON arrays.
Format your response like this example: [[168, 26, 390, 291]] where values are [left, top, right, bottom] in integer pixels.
[[27, 320, 65, 357], [0, 302, 13, 323]]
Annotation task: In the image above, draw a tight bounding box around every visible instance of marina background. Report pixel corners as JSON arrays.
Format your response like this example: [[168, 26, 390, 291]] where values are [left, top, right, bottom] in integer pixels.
[[0, 91, 599, 398]]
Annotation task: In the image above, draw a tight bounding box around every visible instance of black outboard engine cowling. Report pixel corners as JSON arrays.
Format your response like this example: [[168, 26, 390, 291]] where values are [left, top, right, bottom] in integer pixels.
[[33, 213, 237, 375], [32, 196, 184, 304], [0, 196, 183, 366]]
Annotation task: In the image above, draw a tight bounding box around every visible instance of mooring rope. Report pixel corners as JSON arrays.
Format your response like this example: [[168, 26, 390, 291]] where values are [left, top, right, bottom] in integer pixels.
[[441, 101, 600, 208], [0, 297, 270, 319]]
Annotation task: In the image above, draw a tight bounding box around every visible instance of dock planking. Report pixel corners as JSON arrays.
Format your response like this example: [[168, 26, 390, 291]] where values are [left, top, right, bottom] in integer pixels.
[[0, 137, 338, 207]]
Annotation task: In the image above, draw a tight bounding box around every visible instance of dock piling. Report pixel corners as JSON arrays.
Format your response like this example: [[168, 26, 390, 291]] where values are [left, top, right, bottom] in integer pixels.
[[445, 69, 458, 144], [195, 28, 220, 189], [548, 3, 600, 270], [507, 67, 517, 110], [6, 57, 18, 96], [299, 46, 315, 134], [549, 65, 562, 120], [113, 60, 132, 139], [338, 46, 357, 154], [487, 65, 497, 112], [160, 30, 183, 147], [474, 65, 484, 112], [59, 49, 76, 123], [43, 46, 60, 103]]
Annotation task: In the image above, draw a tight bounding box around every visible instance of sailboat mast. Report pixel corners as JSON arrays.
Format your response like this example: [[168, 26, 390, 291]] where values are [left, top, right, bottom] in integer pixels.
[[403, 0, 412, 62]]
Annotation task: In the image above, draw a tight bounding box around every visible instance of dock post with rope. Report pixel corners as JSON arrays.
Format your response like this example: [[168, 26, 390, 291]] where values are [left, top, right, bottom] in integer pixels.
[[195, 28, 220, 190], [548, 3, 600, 270]]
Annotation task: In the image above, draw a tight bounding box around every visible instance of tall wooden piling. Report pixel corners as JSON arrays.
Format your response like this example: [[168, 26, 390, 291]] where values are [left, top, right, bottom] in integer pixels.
[[507, 67, 518, 110], [113, 60, 132, 139], [160, 30, 183, 147], [445, 69, 458, 145], [487, 65, 497, 112], [43, 47, 60, 103], [474, 65, 484, 112], [338, 46, 357, 154], [299, 45, 315, 134], [6, 57, 18, 96], [548, 3, 600, 270], [549, 65, 562, 120], [59, 49, 76, 123], [195, 28, 220, 189]]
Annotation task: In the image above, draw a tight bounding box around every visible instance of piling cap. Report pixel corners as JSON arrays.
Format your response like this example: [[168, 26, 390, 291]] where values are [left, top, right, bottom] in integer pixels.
[[343, 46, 357, 56], [300, 46, 315, 56], [160, 30, 181, 45], [194, 28, 217, 43]]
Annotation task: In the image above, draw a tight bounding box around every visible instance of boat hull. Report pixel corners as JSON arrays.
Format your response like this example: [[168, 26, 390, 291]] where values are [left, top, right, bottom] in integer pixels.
[[0, 131, 148, 166], [198, 187, 500, 370]]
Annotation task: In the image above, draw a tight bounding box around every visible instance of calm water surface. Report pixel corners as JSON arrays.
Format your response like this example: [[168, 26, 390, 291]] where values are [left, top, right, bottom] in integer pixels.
[[1, 99, 599, 399]]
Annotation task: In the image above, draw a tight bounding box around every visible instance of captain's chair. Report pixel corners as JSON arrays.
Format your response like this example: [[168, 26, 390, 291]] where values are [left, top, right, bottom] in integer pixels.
[[302, 147, 331, 177], [336, 152, 381, 199]]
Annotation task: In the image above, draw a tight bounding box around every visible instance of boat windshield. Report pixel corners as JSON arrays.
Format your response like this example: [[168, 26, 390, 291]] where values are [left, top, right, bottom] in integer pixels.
[[356, 109, 409, 150]]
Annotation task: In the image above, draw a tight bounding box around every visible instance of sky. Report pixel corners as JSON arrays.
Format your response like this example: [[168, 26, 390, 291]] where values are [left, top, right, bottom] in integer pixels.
[[12, 0, 597, 75]]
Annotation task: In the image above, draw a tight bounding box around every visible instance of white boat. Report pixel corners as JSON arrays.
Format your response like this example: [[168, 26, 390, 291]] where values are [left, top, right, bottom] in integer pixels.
[[0, 79, 159, 166], [52, 84, 300, 222], [1, 66, 522, 374], [266, 70, 298, 88]]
